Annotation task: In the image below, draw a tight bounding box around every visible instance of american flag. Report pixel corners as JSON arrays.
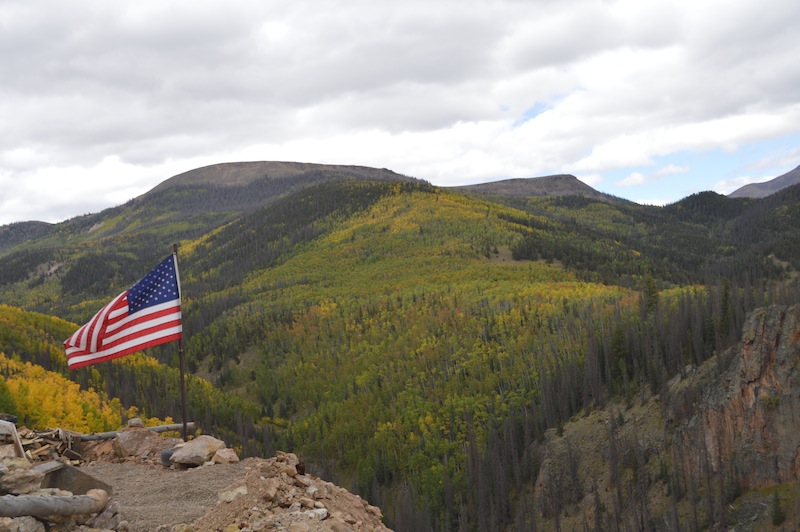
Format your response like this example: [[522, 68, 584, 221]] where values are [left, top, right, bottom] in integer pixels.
[[64, 254, 183, 369]]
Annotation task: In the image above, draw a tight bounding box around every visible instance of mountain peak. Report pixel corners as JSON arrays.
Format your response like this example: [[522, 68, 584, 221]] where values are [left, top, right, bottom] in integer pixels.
[[728, 164, 800, 198], [451, 173, 625, 204], [148, 161, 414, 195]]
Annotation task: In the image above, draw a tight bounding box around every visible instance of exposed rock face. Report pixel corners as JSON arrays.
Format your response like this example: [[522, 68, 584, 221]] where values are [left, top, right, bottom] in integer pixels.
[[529, 304, 800, 530], [676, 304, 800, 488]]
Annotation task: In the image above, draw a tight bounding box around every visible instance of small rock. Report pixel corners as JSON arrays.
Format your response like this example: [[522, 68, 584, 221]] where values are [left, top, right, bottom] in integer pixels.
[[213, 448, 240, 464], [275, 451, 300, 466], [289, 523, 310, 532], [127, 417, 145, 427], [87, 500, 122, 530], [219, 483, 248, 503], [306, 508, 328, 520], [251, 518, 269, 531], [293, 475, 312, 487], [299, 496, 315, 508], [0, 516, 45, 532]]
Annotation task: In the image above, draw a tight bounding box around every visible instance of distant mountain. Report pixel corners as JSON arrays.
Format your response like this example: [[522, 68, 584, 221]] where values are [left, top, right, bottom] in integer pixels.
[[0, 221, 54, 253], [147, 160, 417, 195], [452, 174, 628, 205], [728, 164, 800, 198], [0, 162, 422, 254]]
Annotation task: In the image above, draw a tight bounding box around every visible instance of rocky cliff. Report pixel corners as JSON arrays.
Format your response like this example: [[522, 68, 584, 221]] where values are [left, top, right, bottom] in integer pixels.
[[530, 304, 800, 530], [675, 304, 800, 489]]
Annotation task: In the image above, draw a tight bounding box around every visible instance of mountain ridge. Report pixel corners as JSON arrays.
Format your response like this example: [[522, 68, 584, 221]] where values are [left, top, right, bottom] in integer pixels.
[[2, 160, 800, 530], [3, 159, 800, 232], [728, 164, 800, 198], [146, 160, 417, 195], [452, 173, 629, 205], [0, 163, 627, 234]]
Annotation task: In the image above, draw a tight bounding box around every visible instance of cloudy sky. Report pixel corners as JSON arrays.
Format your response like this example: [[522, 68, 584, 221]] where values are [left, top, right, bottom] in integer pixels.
[[2, 0, 799, 225]]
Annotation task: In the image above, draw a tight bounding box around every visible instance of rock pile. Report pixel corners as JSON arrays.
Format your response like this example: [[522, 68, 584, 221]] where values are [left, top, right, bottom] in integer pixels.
[[189, 451, 391, 532]]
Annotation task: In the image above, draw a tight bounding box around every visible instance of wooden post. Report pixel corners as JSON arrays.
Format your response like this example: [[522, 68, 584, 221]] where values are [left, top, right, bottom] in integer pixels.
[[174, 243, 189, 442]]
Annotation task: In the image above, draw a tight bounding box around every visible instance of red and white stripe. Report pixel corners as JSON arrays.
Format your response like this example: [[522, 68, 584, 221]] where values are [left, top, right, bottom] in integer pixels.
[[65, 291, 182, 369]]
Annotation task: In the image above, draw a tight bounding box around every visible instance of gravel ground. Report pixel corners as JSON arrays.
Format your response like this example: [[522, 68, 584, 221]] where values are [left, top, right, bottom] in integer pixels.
[[83, 460, 251, 531]]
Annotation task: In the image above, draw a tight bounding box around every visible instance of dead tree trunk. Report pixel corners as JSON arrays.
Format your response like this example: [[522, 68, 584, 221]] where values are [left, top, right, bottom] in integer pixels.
[[0, 489, 109, 517]]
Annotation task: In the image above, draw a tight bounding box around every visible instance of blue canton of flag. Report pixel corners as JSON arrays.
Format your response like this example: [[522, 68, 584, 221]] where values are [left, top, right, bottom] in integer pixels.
[[128, 258, 182, 313]]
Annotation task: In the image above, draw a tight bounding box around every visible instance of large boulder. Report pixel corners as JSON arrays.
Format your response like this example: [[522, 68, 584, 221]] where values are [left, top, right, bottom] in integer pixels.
[[112, 428, 164, 459], [169, 435, 227, 467]]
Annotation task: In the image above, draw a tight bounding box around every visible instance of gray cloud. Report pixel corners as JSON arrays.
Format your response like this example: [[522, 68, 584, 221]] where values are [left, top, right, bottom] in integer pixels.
[[1, 0, 799, 224]]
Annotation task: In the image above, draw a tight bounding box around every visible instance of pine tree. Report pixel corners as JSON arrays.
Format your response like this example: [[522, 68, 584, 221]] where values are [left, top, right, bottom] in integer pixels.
[[772, 493, 786, 526]]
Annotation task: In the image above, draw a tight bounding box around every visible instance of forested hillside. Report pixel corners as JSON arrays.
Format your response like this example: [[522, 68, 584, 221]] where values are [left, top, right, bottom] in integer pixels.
[[1, 163, 799, 530]]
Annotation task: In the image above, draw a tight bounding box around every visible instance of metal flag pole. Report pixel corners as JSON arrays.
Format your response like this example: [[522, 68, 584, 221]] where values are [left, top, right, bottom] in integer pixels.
[[173, 243, 189, 442]]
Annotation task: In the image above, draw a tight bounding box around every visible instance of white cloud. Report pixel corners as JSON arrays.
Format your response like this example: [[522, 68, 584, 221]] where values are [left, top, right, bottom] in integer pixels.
[[579, 174, 604, 187], [616, 172, 647, 187], [614, 165, 689, 188], [654, 165, 688, 177], [635, 199, 670, 207]]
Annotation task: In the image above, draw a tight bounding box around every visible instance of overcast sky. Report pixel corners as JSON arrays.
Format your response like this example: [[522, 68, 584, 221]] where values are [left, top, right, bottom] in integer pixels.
[[2, 0, 799, 225]]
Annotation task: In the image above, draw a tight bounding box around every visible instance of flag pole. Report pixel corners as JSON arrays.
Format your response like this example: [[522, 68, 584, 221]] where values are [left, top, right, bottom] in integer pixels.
[[174, 243, 189, 442]]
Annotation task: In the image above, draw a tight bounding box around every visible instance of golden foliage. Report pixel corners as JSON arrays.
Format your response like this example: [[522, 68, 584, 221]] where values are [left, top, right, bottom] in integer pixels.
[[0, 353, 122, 433]]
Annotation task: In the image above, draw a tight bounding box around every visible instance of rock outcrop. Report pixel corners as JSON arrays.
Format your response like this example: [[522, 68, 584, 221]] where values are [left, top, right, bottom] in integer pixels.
[[530, 304, 800, 530], [675, 304, 800, 488]]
